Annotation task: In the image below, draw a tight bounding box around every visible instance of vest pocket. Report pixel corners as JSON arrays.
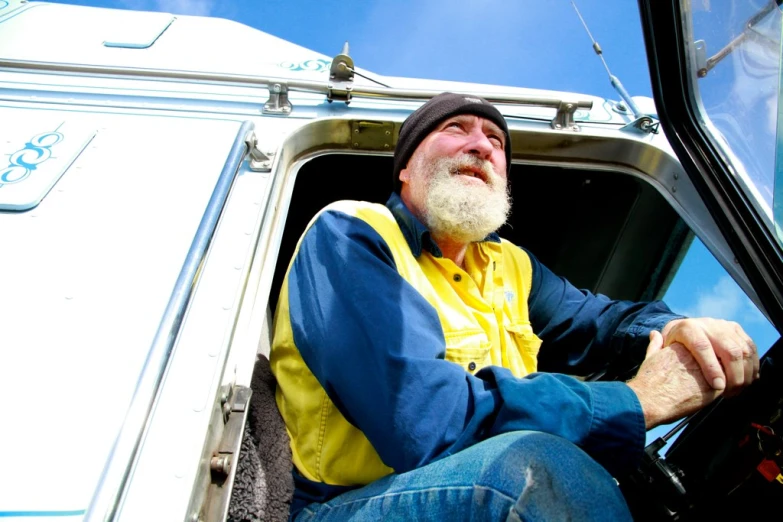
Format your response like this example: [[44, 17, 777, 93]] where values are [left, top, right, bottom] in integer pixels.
[[505, 322, 543, 374], [444, 330, 492, 374]]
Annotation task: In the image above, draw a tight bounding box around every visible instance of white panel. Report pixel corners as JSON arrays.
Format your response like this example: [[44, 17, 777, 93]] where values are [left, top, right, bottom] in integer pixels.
[[119, 164, 272, 522], [0, 106, 241, 516]]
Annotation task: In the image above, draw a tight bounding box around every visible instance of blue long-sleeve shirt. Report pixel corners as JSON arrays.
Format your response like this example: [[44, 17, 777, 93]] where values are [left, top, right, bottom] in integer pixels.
[[271, 194, 683, 514]]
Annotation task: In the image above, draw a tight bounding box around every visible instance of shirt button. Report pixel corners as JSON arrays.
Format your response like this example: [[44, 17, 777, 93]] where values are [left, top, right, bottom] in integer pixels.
[[468, 361, 477, 371], [453, 274, 462, 282]]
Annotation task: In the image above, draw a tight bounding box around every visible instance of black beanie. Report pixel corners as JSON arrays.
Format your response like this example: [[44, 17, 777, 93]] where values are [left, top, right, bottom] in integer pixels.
[[393, 92, 511, 194]]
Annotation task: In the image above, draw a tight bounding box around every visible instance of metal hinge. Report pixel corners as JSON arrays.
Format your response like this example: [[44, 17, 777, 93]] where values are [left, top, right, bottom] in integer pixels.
[[189, 384, 252, 522], [351, 120, 394, 151], [327, 42, 354, 104], [263, 82, 292, 115], [245, 132, 274, 172]]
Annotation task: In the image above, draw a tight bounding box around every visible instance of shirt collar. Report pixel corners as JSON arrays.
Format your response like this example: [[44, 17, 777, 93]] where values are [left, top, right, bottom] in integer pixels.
[[385, 192, 501, 258]]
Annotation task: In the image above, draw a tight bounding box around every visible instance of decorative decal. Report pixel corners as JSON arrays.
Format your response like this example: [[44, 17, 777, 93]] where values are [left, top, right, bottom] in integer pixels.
[[1, 127, 63, 187], [0, 117, 96, 211], [278, 58, 330, 73]]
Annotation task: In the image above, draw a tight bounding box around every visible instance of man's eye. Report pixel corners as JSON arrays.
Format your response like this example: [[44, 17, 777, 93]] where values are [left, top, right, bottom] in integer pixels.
[[489, 136, 504, 148], [446, 121, 463, 130]]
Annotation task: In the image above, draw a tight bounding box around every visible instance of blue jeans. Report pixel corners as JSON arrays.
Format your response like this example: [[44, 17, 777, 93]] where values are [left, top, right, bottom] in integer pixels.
[[293, 431, 633, 521]]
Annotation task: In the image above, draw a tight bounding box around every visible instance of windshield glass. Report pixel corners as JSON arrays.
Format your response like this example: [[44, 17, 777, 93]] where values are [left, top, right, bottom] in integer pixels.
[[685, 1, 781, 238]]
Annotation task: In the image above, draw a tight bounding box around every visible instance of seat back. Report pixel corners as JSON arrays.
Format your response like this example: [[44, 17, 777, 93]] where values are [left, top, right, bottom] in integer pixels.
[[228, 309, 293, 521]]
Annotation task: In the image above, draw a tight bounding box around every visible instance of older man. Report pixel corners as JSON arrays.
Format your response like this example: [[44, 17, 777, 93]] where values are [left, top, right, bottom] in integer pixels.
[[270, 93, 758, 521]]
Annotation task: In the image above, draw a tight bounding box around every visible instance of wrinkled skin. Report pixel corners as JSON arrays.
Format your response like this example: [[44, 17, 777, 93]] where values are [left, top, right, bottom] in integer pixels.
[[628, 331, 720, 428], [661, 318, 759, 396]]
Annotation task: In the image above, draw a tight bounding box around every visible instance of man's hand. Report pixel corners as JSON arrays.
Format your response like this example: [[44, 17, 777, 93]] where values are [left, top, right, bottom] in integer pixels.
[[662, 318, 759, 396], [627, 331, 721, 429]]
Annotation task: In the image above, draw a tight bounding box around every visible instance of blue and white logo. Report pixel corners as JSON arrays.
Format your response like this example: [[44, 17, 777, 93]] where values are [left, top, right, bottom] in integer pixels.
[[278, 58, 330, 73], [1, 130, 63, 187], [0, 119, 95, 211]]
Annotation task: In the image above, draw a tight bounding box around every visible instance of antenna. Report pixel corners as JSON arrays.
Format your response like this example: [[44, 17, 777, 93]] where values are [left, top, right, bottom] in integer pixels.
[[570, 1, 643, 119]]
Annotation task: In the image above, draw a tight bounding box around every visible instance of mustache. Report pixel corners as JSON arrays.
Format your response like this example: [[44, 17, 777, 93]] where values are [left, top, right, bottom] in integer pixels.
[[446, 155, 497, 183]]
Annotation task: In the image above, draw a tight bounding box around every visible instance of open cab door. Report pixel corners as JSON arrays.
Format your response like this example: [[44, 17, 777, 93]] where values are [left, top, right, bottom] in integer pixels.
[[625, 0, 783, 518]]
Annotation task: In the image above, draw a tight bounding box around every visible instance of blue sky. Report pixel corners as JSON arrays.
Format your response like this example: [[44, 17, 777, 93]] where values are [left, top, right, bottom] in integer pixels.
[[47, 0, 779, 371], [48, 0, 654, 100]]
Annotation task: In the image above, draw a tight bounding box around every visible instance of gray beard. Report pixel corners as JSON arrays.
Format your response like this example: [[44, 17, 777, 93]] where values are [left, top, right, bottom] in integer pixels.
[[420, 155, 511, 244]]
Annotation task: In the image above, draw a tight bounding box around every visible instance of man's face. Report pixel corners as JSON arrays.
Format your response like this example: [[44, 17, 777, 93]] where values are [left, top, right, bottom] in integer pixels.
[[399, 114, 511, 244]]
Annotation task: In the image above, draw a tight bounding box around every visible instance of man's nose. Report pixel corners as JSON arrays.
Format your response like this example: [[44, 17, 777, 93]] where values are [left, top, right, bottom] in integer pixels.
[[464, 128, 494, 159]]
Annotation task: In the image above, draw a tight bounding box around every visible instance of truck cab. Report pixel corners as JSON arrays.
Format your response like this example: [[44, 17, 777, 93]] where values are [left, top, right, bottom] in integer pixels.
[[0, 1, 781, 520]]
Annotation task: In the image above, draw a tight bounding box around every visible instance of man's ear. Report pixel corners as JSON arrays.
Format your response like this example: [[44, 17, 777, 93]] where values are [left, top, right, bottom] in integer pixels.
[[399, 167, 410, 184]]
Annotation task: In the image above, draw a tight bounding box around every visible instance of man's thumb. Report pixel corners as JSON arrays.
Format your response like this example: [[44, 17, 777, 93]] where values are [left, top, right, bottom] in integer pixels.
[[647, 330, 664, 356]]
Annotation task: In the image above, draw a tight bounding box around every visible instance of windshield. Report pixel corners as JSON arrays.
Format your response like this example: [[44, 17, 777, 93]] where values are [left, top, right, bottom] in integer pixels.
[[684, 1, 782, 239]]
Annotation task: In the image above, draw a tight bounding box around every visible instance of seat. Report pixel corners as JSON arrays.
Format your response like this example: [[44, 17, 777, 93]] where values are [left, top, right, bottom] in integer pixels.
[[228, 307, 293, 522]]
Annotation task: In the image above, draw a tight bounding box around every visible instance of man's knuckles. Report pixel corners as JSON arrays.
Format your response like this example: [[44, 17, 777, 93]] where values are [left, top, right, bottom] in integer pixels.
[[688, 337, 714, 354], [725, 345, 745, 362]]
